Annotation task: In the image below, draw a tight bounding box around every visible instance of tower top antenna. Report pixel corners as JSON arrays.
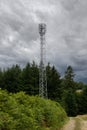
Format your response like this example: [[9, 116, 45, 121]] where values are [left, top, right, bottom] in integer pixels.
[[39, 23, 46, 36]]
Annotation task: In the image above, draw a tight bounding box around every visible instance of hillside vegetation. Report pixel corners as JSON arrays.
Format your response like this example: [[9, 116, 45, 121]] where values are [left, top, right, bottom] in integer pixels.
[[0, 62, 87, 116], [0, 89, 67, 130]]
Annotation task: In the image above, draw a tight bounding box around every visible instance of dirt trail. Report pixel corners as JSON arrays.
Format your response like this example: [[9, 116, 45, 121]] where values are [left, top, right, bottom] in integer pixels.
[[81, 120, 87, 130], [61, 115, 87, 130], [78, 115, 87, 130], [61, 117, 75, 130]]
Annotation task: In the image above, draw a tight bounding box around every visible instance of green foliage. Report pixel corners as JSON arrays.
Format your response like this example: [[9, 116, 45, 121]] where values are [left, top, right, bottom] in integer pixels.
[[75, 85, 87, 115], [65, 66, 75, 81], [61, 89, 78, 116], [0, 112, 15, 130], [46, 64, 61, 101], [1, 65, 22, 92], [80, 86, 87, 113], [0, 89, 67, 130], [75, 91, 83, 115], [62, 66, 75, 91], [0, 63, 87, 116], [0, 63, 39, 95]]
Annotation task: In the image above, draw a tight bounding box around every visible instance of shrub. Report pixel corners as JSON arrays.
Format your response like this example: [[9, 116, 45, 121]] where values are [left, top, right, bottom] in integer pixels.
[[0, 89, 67, 130]]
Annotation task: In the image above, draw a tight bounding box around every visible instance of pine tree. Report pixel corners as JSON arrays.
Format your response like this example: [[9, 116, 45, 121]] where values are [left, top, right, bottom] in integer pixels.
[[81, 86, 87, 113], [31, 61, 39, 95], [46, 63, 61, 101], [62, 89, 77, 116], [63, 66, 75, 91], [22, 63, 32, 95], [2, 65, 22, 92], [0, 68, 3, 89]]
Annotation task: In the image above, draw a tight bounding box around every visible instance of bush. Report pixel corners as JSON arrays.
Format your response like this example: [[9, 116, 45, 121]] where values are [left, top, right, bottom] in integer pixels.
[[0, 89, 67, 130]]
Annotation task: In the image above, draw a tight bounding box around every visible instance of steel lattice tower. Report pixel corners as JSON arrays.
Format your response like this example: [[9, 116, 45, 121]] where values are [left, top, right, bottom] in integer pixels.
[[39, 23, 47, 98]]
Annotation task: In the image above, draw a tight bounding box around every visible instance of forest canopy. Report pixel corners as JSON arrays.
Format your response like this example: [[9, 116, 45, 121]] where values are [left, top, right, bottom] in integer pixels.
[[0, 62, 87, 116]]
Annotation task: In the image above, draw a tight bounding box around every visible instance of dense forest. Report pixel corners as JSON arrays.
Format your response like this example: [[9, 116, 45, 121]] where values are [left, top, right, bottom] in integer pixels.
[[0, 61, 87, 116]]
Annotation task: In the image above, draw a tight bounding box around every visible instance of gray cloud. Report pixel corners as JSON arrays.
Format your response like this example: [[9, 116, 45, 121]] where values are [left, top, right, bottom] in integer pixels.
[[0, 0, 87, 82]]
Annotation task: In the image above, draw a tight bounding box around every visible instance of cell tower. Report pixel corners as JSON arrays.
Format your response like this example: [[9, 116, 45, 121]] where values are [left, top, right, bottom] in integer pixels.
[[39, 23, 47, 98]]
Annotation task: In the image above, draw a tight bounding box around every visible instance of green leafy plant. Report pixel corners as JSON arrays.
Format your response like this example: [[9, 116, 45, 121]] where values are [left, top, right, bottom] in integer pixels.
[[0, 89, 67, 130]]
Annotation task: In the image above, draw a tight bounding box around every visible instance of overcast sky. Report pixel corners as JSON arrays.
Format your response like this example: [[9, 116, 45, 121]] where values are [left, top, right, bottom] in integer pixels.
[[0, 0, 87, 82]]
